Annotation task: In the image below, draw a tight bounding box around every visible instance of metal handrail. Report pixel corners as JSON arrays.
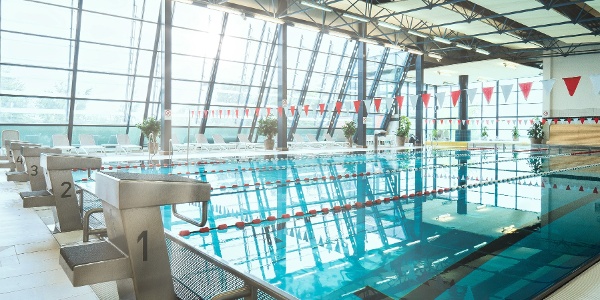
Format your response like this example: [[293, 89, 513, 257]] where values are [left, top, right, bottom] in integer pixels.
[[83, 208, 107, 242], [165, 230, 297, 300], [171, 202, 209, 227]]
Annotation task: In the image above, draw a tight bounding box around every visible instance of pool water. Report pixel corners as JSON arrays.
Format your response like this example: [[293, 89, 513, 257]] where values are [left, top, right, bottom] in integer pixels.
[[77, 148, 600, 299]]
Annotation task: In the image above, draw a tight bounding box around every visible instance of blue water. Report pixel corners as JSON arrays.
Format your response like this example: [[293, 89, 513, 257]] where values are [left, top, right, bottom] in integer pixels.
[[76, 148, 600, 299]]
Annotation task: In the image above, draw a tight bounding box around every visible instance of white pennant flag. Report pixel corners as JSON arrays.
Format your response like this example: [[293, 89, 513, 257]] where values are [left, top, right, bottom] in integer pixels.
[[461, 119, 466, 125], [589, 74, 600, 95], [409, 94, 419, 108], [501, 84, 513, 102], [541, 79, 556, 95], [466, 88, 477, 104], [435, 92, 446, 108], [364, 100, 373, 113]]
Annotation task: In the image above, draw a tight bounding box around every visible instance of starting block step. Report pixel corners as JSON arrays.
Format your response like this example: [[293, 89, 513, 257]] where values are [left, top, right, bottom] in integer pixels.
[[6, 171, 28, 182], [20, 190, 54, 208], [59, 240, 132, 287]]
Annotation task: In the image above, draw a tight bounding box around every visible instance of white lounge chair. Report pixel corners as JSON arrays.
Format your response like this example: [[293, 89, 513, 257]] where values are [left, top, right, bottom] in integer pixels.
[[1, 130, 19, 158], [324, 133, 348, 147], [237, 134, 257, 150], [52, 134, 78, 153], [293, 133, 320, 148], [116, 134, 142, 154], [78, 134, 106, 155], [305, 134, 334, 147], [195, 134, 222, 151], [170, 135, 188, 152], [212, 134, 236, 150]]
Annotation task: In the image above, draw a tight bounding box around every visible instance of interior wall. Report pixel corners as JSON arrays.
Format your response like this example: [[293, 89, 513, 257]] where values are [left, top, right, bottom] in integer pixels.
[[543, 51, 600, 118]]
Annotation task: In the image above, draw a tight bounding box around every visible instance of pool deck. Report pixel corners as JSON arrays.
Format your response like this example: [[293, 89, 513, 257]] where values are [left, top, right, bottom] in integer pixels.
[[0, 145, 599, 299]]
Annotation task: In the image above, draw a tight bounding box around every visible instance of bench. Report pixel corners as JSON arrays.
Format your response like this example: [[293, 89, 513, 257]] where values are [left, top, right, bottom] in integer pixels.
[[546, 124, 600, 147]]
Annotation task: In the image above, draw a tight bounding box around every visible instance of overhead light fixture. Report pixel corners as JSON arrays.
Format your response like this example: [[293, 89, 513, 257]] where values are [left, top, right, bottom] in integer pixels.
[[475, 48, 490, 55], [428, 52, 443, 60], [384, 43, 404, 51], [455, 43, 471, 50], [299, 1, 332, 12], [378, 21, 402, 31], [358, 38, 379, 45], [433, 36, 452, 44], [407, 30, 428, 38], [293, 22, 321, 32], [206, 4, 242, 15], [343, 13, 369, 22], [406, 48, 423, 55], [328, 30, 351, 39], [253, 14, 285, 24], [406, 240, 421, 246]]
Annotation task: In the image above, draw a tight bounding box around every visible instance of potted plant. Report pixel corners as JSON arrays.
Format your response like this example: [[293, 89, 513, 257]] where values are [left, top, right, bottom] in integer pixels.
[[512, 126, 520, 141], [341, 120, 356, 147], [528, 119, 544, 144], [396, 116, 411, 146], [257, 115, 277, 150], [481, 126, 488, 141], [136, 117, 160, 154]]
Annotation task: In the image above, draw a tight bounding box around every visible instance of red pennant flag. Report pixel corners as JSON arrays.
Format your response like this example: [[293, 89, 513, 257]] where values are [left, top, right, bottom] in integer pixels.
[[553, 118, 558, 124], [595, 117, 599, 124], [255, 107, 260, 116], [235, 110, 239, 118], [353, 100, 361, 113], [507, 119, 511, 124], [519, 119, 522, 124], [451, 90, 461, 107], [440, 119, 444, 124], [335, 101, 343, 113], [579, 186, 584, 191], [277, 107, 283, 116], [290, 105, 296, 116], [245, 109, 249, 117], [212, 110, 215, 118], [482, 87, 494, 104], [203, 110, 208, 117], [198, 110, 202, 118], [227, 109, 231, 118], [476, 120, 480, 125], [541, 118, 546, 125], [421, 93, 431, 108], [304, 105, 309, 116], [449, 119, 453, 124], [319, 103, 325, 115], [396, 95, 404, 108], [266, 107, 272, 116], [563, 76, 581, 96], [219, 110, 223, 118], [190, 110, 195, 117], [518, 82, 533, 100], [567, 118, 572, 124], [466, 120, 470, 125], [566, 185, 571, 190], [374, 98, 382, 112], [580, 117, 586, 124]]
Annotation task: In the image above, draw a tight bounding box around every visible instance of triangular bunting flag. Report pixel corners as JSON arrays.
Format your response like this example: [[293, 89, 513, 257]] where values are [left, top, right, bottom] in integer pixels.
[[266, 107, 271, 116], [353, 100, 361, 113], [374, 98, 382, 112], [541, 79, 555, 95], [255, 107, 260, 116], [518, 82, 533, 100], [364, 100, 373, 112], [466, 88, 477, 104], [590, 74, 600, 95], [482, 87, 494, 104], [580, 117, 586, 124], [304, 105, 309, 116], [563, 76, 581, 96], [235, 109, 239, 118], [227, 109, 231, 118], [422, 93, 431, 108], [435, 92, 446, 108], [190, 110, 195, 117], [335, 101, 343, 114], [396, 95, 404, 108], [290, 105, 296, 116], [409, 94, 419, 108], [451, 90, 461, 107], [501, 84, 513, 102], [245, 108, 249, 117], [319, 103, 325, 115], [277, 107, 283, 117], [385, 98, 392, 111]]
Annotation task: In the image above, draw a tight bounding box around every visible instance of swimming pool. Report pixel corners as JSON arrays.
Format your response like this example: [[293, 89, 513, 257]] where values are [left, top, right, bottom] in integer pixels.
[[76, 147, 600, 299]]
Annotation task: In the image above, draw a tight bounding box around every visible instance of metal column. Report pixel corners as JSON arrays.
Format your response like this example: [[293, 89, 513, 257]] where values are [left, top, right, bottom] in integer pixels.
[[276, 21, 288, 150], [455, 75, 471, 141], [160, 0, 173, 153], [414, 47, 424, 145], [356, 24, 367, 147], [66, 0, 84, 142]]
